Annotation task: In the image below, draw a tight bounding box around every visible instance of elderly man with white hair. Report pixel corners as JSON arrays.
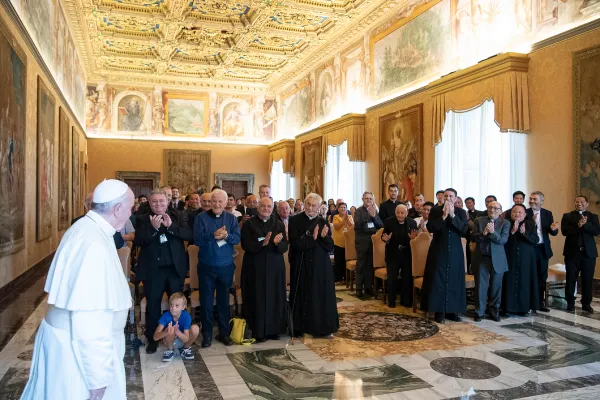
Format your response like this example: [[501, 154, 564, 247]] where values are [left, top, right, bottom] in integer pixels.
[[381, 204, 418, 308], [194, 189, 241, 348], [22, 180, 135, 400], [288, 193, 339, 338]]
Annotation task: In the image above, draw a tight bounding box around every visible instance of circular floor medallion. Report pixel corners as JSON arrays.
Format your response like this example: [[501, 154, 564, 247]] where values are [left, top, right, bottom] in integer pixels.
[[430, 357, 502, 380], [336, 312, 439, 341]]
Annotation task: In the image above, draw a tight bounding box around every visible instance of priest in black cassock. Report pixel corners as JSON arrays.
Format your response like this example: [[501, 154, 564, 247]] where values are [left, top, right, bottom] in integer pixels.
[[241, 197, 288, 342], [420, 188, 469, 323], [382, 204, 418, 308], [502, 204, 540, 315], [288, 193, 339, 338]]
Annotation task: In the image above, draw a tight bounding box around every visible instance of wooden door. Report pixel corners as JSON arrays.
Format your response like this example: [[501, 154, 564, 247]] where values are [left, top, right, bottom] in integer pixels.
[[124, 179, 154, 198], [221, 180, 247, 199]]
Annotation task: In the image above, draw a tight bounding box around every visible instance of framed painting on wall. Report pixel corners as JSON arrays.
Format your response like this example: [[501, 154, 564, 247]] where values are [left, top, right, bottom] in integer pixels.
[[0, 20, 27, 256], [574, 44, 600, 242], [164, 93, 209, 136], [164, 149, 211, 196], [58, 107, 70, 230], [301, 137, 324, 198], [281, 77, 314, 134], [72, 127, 80, 218], [379, 104, 423, 204], [37, 77, 56, 241]]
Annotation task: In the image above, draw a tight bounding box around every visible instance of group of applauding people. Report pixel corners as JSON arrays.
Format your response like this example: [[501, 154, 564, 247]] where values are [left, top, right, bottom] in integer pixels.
[[346, 185, 599, 323]]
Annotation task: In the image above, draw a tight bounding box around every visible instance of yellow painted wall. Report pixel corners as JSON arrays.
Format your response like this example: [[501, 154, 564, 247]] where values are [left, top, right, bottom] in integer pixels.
[[0, 8, 88, 289], [87, 139, 270, 195]]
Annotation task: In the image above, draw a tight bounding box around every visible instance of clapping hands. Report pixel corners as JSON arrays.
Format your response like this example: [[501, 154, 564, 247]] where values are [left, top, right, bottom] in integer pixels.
[[381, 232, 392, 242], [214, 226, 227, 240]]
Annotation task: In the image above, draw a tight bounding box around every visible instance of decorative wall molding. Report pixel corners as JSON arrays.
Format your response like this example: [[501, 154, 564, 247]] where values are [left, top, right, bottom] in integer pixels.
[[214, 173, 255, 194], [115, 171, 161, 189]]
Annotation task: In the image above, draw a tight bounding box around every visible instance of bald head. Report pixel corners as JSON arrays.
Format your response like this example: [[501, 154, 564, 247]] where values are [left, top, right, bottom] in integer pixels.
[[258, 197, 273, 219], [395, 204, 408, 223], [278, 200, 291, 220], [200, 193, 212, 211], [246, 194, 258, 209]]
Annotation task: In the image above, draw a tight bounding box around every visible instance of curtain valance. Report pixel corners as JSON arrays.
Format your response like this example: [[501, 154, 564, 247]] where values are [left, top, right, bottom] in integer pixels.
[[318, 114, 366, 165], [428, 53, 530, 146], [268, 139, 295, 177]]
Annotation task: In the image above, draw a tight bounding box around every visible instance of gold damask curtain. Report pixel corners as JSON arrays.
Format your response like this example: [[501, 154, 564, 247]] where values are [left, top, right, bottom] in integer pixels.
[[429, 53, 530, 146], [319, 114, 366, 165], [268, 140, 295, 177]]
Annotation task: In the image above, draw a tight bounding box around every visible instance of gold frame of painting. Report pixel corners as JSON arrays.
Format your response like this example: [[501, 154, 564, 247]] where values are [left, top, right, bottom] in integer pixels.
[[369, 0, 443, 98], [163, 92, 210, 137], [379, 104, 423, 203]]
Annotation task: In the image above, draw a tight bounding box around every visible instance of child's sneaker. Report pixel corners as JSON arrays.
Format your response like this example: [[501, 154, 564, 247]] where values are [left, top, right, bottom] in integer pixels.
[[162, 350, 175, 362], [180, 347, 194, 360]]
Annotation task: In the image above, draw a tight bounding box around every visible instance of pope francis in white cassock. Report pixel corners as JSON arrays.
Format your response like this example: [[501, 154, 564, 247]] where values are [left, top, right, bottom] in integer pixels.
[[21, 179, 135, 400]]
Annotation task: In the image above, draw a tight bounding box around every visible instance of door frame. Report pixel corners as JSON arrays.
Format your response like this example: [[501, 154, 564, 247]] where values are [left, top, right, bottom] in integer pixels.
[[116, 171, 161, 190], [214, 173, 255, 194]]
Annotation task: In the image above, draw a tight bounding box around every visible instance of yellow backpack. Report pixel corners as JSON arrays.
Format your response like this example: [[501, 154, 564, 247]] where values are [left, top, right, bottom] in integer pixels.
[[229, 318, 256, 345]]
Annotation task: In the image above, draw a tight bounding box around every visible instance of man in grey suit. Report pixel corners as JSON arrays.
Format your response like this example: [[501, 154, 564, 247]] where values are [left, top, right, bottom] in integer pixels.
[[471, 201, 510, 322]]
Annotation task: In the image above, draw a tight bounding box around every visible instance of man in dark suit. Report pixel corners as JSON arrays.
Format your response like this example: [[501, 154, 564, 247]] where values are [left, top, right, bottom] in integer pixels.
[[561, 195, 600, 313], [470, 201, 510, 321], [135, 188, 192, 354], [379, 184, 404, 222], [503, 191, 526, 220], [170, 187, 186, 211], [527, 191, 560, 312], [238, 194, 258, 225], [381, 204, 418, 308], [236, 193, 253, 215]]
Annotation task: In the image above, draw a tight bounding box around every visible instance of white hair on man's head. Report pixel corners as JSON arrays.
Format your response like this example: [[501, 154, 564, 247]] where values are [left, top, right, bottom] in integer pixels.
[[396, 204, 408, 212], [211, 189, 228, 200], [149, 188, 167, 199], [278, 200, 290, 209], [305, 192, 323, 204], [91, 191, 130, 215]]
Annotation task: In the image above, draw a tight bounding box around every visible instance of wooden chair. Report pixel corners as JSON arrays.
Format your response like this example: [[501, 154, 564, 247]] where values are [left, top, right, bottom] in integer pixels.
[[463, 238, 475, 290], [343, 227, 357, 290], [411, 232, 432, 313], [372, 228, 387, 303]]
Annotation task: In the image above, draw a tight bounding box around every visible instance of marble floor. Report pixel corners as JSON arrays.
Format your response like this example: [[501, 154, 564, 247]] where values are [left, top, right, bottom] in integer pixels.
[[2, 275, 600, 399]]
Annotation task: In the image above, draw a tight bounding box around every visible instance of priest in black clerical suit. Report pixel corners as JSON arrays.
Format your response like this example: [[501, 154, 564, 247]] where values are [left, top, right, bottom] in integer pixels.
[[420, 188, 469, 323], [382, 204, 418, 308], [241, 197, 288, 342], [502, 204, 540, 315], [288, 193, 339, 337]]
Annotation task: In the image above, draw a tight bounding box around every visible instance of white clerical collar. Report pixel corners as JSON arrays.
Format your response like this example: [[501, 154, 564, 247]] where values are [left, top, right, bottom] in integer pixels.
[[215, 213, 221, 218], [86, 210, 116, 238], [579, 211, 585, 214], [305, 212, 317, 220]]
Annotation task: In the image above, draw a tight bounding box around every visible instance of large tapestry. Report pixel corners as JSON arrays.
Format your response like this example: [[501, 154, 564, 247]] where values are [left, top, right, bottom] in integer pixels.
[[0, 21, 27, 256], [58, 107, 70, 230], [380, 104, 423, 203], [37, 77, 56, 241], [72, 127, 80, 218], [301, 137, 324, 198], [371, 0, 451, 98], [164, 150, 211, 196], [575, 45, 600, 240]]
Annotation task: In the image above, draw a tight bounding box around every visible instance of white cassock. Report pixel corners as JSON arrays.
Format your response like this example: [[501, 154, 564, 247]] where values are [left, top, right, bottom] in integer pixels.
[[21, 211, 132, 400]]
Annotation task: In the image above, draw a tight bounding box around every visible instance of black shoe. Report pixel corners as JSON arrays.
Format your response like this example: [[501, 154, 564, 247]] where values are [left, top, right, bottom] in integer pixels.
[[388, 303, 396, 308], [201, 335, 212, 348], [445, 313, 462, 322], [566, 304, 575, 312], [293, 330, 304, 338], [365, 289, 375, 297], [146, 340, 158, 354], [356, 290, 364, 298], [489, 315, 501, 322], [255, 337, 268, 343], [473, 316, 482, 322], [268, 334, 280, 340], [515, 312, 527, 317], [216, 334, 233, 346], [539, 307, 551, 312], [434, 313, 445, 323], [500, 312, 509, 318], [582, 305, 594, 313]]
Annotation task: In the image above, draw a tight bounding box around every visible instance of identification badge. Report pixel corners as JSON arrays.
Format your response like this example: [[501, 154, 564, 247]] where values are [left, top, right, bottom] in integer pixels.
[[217, 239, 227, 247], [258, 237, 265, 242], [159, 234, 168, 244], [367, 222, 375, 229]]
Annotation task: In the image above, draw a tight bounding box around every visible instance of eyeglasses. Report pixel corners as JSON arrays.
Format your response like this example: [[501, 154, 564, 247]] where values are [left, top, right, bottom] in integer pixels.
[[489, 207, 502, 211]]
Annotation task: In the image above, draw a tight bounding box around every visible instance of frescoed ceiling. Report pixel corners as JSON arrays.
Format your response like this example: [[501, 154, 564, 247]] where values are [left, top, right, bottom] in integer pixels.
[[69, 0, 406, 92]]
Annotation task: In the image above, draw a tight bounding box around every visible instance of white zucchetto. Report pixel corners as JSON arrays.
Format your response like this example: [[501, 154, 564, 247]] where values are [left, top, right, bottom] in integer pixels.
[[92, 179, 129, 203]]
